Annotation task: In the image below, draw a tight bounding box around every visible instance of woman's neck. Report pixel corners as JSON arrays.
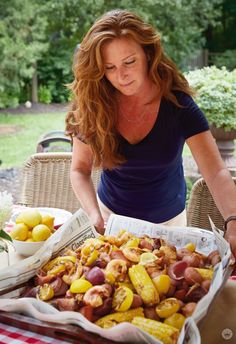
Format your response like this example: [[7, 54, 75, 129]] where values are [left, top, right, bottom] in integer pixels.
[[117, 82, 160, 108]]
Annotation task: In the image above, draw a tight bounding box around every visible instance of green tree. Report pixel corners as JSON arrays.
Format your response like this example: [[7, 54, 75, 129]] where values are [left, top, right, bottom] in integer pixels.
[[38, 0, 223, 102], [0, 0, 48, 108], [0, 0, 224, 107], [205, 0, 236, 70]]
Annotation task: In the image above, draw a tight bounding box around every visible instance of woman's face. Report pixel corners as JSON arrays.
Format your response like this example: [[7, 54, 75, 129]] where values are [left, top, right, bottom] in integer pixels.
[[101, 37, 149, 96]]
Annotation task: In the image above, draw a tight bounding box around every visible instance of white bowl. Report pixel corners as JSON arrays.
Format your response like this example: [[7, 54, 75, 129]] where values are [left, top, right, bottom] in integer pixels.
[[13, 239, 44, 257]]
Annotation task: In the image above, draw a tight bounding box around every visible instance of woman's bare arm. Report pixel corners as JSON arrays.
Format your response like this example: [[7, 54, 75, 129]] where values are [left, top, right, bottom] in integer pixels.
[[70, 137, 104, 232]]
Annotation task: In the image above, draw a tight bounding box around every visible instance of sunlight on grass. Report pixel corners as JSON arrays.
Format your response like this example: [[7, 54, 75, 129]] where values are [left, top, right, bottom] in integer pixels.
[[0, 113, 66, 168]]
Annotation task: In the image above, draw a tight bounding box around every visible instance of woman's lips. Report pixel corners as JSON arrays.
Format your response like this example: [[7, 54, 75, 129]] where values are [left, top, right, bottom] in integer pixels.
[[120, 81, 134, 87]]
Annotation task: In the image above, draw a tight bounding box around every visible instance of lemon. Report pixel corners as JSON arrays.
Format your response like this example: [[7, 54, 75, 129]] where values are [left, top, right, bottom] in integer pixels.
[[70, 279, 92, 293], [139, 252, 158, 265], [16, 209, 42, 228], [152, 274, 171, 294], [27, 230, 32, 239], [185, 242, 196, 252], [15, 212, 26, 224], [32, 224, 51, 242], [41, 213, 55, 230], [10, 223, 29, 241]]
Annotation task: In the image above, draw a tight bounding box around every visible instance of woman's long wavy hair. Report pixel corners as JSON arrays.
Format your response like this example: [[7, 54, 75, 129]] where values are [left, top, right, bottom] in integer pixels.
[[66, 9, 194, 169]]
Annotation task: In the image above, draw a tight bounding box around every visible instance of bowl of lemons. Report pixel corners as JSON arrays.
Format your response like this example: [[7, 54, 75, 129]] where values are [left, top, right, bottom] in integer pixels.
[[10, 208, 55, 257]]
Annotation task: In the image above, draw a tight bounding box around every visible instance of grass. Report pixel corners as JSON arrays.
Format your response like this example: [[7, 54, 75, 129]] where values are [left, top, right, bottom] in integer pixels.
[[0, 113, 66, 168], [0, 112, 234, 169]]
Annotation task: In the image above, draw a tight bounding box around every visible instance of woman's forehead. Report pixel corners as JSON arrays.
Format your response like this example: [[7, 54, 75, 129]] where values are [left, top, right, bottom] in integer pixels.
[[101, 37, 143, 61]]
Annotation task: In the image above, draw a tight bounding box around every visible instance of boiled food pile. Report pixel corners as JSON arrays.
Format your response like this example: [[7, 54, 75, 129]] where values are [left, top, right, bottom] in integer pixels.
[[23, 230, 220, 344]]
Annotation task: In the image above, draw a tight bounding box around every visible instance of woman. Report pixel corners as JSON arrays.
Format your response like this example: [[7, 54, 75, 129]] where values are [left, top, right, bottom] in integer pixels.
[[66, 9, 236, 259]]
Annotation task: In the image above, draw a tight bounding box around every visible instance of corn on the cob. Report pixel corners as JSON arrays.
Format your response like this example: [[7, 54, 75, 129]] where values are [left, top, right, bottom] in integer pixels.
[[195, 268, 213, 280], [95, 307, 144, 328], [128, 264, 160, 305], [131, 316, 179, 344]]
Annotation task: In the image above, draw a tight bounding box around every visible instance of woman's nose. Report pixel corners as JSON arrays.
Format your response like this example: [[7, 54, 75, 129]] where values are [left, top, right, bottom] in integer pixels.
[[117, 66, 127, 82]]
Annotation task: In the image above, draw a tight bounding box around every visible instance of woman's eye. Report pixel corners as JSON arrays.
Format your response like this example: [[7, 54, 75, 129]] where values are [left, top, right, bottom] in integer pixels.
[[105, 65, 114, 71], [125, 59, 135, 65]]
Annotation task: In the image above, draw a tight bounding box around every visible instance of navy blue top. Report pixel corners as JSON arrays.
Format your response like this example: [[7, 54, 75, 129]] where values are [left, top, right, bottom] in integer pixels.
[[98, 92, 209, 223]]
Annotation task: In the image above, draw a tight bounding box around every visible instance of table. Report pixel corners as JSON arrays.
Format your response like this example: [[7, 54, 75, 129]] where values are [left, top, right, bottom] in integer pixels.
[[0, 324, 68, 344], [0, 311, 114, 344]]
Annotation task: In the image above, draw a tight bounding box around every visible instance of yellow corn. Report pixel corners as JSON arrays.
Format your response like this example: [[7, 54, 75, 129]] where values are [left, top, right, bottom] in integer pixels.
[[95, 307, 144, 328], [195, 268, 213, 280], [128, 264, 159, 306], [131, 317, 179, 344]]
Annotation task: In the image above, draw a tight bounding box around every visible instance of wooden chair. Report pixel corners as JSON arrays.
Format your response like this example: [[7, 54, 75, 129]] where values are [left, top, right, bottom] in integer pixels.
[[187, 177, 236, 230], [18, 152, 101, 213]]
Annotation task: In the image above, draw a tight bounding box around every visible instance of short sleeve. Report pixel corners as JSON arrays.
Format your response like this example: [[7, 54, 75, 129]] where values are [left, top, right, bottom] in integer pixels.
[[176, 92, 209, 139]]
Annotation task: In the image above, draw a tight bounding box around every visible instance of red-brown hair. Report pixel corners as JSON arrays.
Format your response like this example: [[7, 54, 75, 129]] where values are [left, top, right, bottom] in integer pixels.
[[66, 9, 193, 168]]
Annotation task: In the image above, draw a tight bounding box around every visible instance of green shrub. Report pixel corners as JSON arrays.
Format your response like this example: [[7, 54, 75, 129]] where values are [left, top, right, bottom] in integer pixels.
[[210, 50, 236, 71], [185, 66, 236, 131], [0, 92, 19, 109], [38, 85, 52, 104]]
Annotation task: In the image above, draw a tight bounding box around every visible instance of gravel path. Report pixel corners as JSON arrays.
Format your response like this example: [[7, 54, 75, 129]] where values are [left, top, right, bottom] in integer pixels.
[[0, 168, 22, 203]]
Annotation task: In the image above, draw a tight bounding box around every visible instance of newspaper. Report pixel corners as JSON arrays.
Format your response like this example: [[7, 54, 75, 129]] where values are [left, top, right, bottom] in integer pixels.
[[0, 209, 233, 344]]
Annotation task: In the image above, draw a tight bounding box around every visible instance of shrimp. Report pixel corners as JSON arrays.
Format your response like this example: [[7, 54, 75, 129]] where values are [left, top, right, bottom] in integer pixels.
[[105, 259, 127, 282], [83, 284, 112, 308]]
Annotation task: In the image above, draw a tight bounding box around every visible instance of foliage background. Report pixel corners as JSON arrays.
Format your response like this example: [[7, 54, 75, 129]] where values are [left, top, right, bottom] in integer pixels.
[[0, 0, 224, 108]]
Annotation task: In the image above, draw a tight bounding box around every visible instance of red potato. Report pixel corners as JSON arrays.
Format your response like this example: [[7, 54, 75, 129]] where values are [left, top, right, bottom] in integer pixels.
[[166, 284, 176, 297], [184, 284, 207, 303], [85, 267, 105, 285], [206, 250, 221, 266], [139, 239, 154, 250], [79, 305, 94, 322], [23, 286, 40, 298], [168, 261, 189, 280], [131, 294, 143, 308], [144, 306, 160, 321], [50, 277, 68, 296], [55, 297, 78, 312], [181, 302, 197, 317], [174, 289, 187, 301], [182, 253, 201, 268], [93, 297, 113, 316], [184, 267, 203, 285], [201, 279, 211, 292]]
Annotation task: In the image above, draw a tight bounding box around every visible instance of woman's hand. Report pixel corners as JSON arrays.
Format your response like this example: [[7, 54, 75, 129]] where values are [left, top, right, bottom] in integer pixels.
[[90, 212, 105, 234]]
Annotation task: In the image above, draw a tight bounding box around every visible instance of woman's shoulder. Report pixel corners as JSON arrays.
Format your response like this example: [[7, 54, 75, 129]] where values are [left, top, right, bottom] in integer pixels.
[[172, 90, 194, 105]]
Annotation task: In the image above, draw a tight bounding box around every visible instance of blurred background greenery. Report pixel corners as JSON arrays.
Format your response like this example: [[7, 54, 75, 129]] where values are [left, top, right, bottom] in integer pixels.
[[0, 0, 235, 109]]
